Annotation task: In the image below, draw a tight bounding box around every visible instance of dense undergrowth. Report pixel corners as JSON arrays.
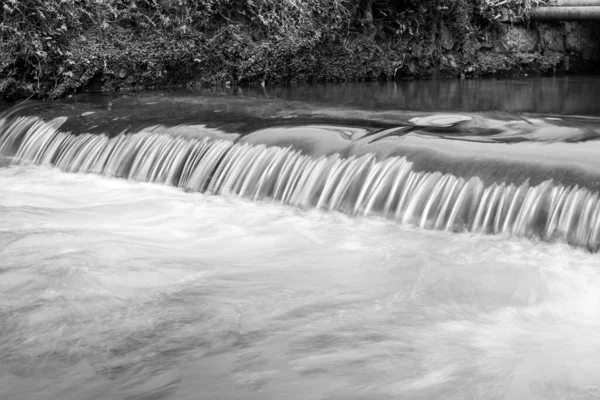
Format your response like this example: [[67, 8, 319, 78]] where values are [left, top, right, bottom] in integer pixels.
[[1, 0, 553, 100]]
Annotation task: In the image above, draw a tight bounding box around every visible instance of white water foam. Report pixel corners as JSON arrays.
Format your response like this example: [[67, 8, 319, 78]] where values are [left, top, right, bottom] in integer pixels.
[[1, 165, 600, 399]]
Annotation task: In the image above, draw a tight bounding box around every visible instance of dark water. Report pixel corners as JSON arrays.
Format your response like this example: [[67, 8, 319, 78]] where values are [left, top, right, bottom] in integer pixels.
[[12, 75, 600, 130], [2, 77, 600, 400], [235, 76, 600, 115]]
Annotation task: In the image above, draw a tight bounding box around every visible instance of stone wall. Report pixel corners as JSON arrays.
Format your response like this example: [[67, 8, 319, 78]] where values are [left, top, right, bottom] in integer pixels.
[[464, 21, 600, 77]]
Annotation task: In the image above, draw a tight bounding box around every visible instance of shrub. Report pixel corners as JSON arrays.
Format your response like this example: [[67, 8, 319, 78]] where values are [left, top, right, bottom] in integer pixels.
[[0, 0, 549, 100]]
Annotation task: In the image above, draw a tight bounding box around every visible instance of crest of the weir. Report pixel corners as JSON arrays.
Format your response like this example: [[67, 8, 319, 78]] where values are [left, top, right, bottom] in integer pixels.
[[1, 116, 600, 251]]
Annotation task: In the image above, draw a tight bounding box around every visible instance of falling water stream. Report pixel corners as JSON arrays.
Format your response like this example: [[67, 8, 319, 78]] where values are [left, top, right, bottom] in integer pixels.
[[3, 78, 600, 399]]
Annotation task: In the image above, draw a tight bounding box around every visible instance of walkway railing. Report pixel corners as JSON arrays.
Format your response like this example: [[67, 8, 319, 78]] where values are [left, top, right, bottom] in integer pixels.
[[531, 0, 600, 20]]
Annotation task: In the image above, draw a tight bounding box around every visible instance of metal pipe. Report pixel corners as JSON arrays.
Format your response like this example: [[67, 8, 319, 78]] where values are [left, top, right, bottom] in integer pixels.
[[531, 6, 600, 20], [556, 0, 600, 6]]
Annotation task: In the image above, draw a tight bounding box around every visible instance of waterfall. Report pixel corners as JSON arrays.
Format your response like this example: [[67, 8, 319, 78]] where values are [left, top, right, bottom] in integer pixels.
[[2, 116, 600, 251]]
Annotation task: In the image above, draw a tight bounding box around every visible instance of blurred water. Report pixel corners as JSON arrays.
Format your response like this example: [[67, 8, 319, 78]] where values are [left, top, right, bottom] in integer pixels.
[[2, 165, 600, 399]]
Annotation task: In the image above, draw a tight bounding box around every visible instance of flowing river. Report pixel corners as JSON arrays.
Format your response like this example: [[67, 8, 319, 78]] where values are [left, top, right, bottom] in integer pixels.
[[2, 78, 600, 399]]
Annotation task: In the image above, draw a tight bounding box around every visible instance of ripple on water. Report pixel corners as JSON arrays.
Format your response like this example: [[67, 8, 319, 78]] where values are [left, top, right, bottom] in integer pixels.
[[1, 165, 600, 399]]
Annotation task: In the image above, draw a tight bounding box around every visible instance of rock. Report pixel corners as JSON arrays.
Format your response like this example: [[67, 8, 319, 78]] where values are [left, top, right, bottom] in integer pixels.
[[440, 53, 459, 70], [440, 23, 455, 51], [409, 115, 473, 127], [499, 26, 538, 53], [446, 54, 458, 69], [538, 24, 565, 53], [463, 38, 481, 57], [407, 60, 417, 75], [493, 40, 510, 53]]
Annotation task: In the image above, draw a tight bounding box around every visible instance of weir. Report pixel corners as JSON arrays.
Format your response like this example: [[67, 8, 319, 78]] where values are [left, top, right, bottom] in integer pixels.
[[2, 110, 600, 252]]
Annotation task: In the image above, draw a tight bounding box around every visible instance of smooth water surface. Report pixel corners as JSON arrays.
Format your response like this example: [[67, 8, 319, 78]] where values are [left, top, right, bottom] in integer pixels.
[[247, 76, 600, 115]]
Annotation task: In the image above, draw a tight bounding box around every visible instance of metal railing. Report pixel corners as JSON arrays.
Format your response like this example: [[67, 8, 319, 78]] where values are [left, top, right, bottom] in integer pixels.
[[531, 0, 600, 20]]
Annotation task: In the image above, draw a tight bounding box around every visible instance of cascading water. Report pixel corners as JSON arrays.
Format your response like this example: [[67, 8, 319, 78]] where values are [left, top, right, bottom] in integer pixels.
[[4, 87, 600, 400], [1, 115, 599, 251]]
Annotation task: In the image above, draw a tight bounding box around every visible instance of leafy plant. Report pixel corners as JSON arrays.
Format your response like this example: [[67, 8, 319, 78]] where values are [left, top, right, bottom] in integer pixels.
[[0, 0, 554, 100]]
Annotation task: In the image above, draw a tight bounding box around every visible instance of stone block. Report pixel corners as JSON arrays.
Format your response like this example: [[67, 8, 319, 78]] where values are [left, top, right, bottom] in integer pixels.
[[564, 22, 600, 60], [498, 26, 538, 53], [537, 24, 565, 52]]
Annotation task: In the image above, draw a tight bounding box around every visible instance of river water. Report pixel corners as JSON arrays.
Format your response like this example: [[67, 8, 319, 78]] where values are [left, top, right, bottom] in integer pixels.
[[2, 77, 600, 399]]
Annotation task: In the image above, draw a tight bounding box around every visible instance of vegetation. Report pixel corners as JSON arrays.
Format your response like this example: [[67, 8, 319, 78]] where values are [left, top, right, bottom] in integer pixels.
[[0, 0, 554, 100]]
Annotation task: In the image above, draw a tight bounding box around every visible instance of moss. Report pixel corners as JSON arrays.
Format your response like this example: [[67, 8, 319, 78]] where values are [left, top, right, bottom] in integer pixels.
[[473, 50, 566, 77]]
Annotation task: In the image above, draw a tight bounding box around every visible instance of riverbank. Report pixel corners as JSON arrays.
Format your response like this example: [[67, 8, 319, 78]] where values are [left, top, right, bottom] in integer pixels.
[[1, 1, 599, 101]]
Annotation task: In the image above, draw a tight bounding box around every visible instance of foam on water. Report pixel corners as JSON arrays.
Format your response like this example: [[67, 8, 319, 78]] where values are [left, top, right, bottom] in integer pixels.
[[2, 165, 600, 399]]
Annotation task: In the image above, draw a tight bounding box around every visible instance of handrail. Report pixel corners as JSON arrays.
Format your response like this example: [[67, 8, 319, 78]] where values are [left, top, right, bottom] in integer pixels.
[[531, 5, 600, 19], [555, 0, 600, 6]]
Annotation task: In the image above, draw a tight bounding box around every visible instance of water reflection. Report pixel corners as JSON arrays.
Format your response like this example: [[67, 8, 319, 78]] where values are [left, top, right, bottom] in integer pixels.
[[189, 76, 600, 115]]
